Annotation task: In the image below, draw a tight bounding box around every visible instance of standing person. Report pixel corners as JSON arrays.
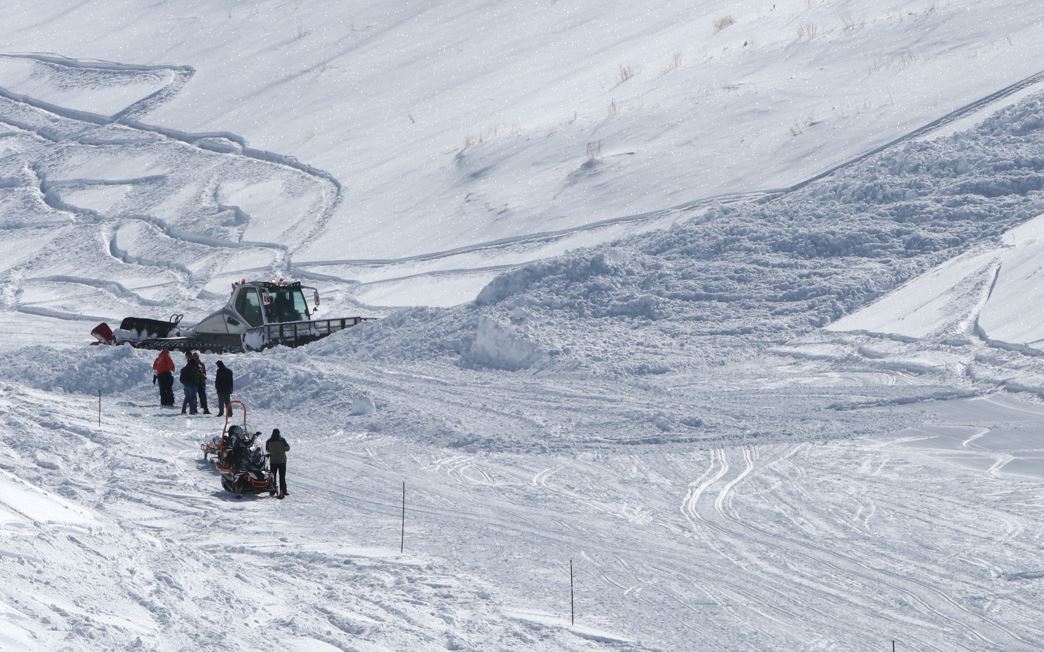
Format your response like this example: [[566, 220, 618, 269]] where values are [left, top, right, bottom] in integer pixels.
[[214, 360, 233, 417], [266, 429, 290, 499], [192, 352, 211, 415], [152, 349, 176, 407], [179, 358, 198, 414]]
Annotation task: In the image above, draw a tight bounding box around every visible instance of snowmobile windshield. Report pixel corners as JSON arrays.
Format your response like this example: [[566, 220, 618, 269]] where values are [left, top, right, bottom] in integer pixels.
[[260, 287, 309, 323]]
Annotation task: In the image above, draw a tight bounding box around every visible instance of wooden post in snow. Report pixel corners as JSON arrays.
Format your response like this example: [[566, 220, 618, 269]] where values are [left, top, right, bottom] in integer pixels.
[[400, 481, 406, 553], [97, 390, 101, 426], [570, 559, 575, 626]]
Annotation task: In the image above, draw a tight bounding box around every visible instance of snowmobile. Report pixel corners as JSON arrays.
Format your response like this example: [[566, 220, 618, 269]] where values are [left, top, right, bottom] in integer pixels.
[[213, 421, 275, 498], [220, 441, 276, 498], [91, 279, 372, 353], [202, 399, 253, 471]]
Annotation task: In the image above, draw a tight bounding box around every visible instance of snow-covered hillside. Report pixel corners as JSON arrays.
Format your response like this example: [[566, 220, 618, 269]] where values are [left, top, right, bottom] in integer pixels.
[[4, 1, 1044, 650], [4, 0, 1044, 307]]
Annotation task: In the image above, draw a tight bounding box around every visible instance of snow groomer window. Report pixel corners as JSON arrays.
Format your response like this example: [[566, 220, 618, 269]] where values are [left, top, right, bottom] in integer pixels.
[[235, 287, 265, 327]]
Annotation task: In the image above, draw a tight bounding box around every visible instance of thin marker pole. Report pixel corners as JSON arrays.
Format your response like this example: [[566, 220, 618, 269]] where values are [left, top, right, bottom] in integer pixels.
[[97, 390, 101, 426], [570, 559, 575, 626], [400, 481, 405, 553]]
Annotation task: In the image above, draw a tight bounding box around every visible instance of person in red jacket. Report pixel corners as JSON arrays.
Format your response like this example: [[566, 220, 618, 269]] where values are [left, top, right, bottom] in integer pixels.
[[152, 350, 176, 407]]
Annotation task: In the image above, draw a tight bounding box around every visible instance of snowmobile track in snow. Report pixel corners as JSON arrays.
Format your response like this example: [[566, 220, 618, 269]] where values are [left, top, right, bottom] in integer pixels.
[[0, 53, 341, 225], [0, 52, 343, 312], [682, 445, 1043, 650]]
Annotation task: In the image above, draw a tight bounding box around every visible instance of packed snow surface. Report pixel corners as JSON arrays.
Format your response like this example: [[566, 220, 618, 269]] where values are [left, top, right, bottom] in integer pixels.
[[4, 1, 1044, 650], [832, 212, 1044, 350]]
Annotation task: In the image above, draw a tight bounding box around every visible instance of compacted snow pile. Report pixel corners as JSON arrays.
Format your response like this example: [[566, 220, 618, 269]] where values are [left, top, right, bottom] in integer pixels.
[[318, 92, 1044, 377], [5, 1, 1044, 650]]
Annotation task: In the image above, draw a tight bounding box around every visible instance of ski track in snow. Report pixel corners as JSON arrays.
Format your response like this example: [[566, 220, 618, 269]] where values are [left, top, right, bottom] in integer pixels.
[[689, 448, 1038, 650], [10, 368, 1044, 649], [269, 362, 1044, 650], [0, 385, 625, 651]]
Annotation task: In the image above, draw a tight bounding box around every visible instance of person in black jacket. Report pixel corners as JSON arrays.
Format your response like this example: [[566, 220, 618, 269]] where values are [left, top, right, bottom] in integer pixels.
[[191, 352, 211, 415], [179, 361, 198, 414], [214, 360, 234, 417], [266, 429, 290, 498]]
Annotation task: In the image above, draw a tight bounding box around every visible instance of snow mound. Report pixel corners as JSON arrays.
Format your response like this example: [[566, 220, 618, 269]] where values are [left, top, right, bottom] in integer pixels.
[[350, 394, 376, 416], [214, 353, 358, 414], [460, 317, 548, 371], [476, 248, 658, 319], [9, 344, 148, 395]]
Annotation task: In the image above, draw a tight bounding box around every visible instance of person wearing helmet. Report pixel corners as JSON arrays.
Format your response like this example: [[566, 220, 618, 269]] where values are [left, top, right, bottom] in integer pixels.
[[227, 425, 256, 470]]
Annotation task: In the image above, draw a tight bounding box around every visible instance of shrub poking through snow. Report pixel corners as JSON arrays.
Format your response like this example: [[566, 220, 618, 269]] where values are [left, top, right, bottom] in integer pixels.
[[714, 15, 736, 32]]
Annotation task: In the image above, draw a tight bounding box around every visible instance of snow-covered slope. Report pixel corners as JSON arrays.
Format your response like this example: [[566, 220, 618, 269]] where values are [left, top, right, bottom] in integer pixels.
[[4, 0, 1044, 307], [6, 1, 1044, 650], [831, 212, 1044, 351]]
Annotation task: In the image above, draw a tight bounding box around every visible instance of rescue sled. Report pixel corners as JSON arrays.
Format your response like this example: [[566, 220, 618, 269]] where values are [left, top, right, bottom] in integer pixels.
[[202, 399, 253, 470]]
